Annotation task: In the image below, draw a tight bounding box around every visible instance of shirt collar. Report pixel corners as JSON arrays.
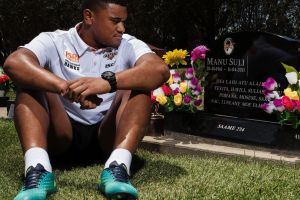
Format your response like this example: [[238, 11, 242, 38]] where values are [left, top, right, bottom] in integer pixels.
[[70, 22, 90, 57], [70, 22, 121, 56]]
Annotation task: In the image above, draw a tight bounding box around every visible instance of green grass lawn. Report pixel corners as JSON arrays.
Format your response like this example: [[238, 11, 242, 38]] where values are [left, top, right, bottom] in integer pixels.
[[1, 119, 300, 200]]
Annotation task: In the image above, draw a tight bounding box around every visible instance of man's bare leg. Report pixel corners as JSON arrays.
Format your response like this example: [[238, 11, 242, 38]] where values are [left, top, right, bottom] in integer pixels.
[[98, 90, 151, 199], [13, 90, 73, 200], [98, 90, 151, 154], [14, 90, 73, 169]]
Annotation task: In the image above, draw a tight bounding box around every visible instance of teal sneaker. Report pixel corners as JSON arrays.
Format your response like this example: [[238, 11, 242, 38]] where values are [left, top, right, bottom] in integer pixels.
[[99, 161, 138, 199], [14, 163, 57, 200]]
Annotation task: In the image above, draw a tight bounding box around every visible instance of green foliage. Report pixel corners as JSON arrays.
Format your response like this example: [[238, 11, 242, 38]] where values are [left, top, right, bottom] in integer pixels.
[[282, 62, 298, 73]]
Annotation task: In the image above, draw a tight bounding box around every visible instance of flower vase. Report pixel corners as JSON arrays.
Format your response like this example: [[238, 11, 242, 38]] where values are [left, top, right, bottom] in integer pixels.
[[147, 112, 165, 136]]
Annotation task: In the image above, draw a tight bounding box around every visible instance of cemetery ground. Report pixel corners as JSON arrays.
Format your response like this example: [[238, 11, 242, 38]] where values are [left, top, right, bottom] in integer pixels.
[[1, 119, 300, 199]]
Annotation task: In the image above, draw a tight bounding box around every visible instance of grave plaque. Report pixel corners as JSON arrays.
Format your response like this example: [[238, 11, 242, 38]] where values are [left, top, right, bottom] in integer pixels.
[[165, 32, 300, 148]]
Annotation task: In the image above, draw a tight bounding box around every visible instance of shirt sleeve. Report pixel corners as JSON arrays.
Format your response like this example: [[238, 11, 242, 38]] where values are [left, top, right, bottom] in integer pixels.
[[21, 32, 55, 68], [122, 34, 154, 67]]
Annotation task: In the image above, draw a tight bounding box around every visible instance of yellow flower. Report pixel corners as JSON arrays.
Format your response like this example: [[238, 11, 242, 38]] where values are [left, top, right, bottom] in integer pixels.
[[166, 74, 173, 85], [156, 94, 168, 105], [284, 88, 299, 100], [179, 82, 188, 93], [174, 93, 182, 106], [162, 49, 189, 67]]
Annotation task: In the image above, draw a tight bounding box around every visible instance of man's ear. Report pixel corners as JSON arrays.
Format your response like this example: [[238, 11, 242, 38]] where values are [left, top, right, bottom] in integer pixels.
[[83, 9, 94, 25]]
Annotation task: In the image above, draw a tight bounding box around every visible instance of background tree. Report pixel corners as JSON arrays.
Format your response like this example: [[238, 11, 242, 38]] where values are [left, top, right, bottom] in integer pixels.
[[0, 0, 299, 65]]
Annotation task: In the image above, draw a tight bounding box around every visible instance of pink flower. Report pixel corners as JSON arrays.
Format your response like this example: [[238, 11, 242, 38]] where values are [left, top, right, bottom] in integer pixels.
[[173, 72, 181, 83], [185, 68, 193, 79], [191, 45, 209, 61], [261, 102, 276, 114], [296, 101, 300, 112], [273, 98, 285, 112], [262, 77, 277, 91]]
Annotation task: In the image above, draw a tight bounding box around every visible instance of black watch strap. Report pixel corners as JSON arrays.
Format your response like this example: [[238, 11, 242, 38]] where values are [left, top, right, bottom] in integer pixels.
[[101, 71, 117, 93]]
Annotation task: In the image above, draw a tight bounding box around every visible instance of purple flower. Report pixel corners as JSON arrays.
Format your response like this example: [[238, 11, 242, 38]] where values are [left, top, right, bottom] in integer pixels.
[[273, 98, 285, 112], [264, 90, 280, 100], [188, 77, 199, 89], [261, 102, 276, 114], [262, 77, 277, 91], [192, 85, 203, 96], [193, 99, 202, 107], [173, 88, 180, 95], [183, 95, 191, 104], [173, 72, 181, 83], [185, 68, 194, 79], [191, 45, 209, 61]]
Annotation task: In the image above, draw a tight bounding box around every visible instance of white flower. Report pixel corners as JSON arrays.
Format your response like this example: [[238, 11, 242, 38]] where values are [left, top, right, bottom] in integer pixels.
[[285, 72, 298, 85], [170, 83, 179, 91], [273, 91, 280, 99], [265, 91, 280, 100], [153, 87, 165, 96], [170, 69, 176, 75]]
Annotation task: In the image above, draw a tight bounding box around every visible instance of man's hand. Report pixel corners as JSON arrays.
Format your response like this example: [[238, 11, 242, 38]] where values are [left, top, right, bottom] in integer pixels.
[[66, 77, 111, 109], [56, 79, 69, 96]]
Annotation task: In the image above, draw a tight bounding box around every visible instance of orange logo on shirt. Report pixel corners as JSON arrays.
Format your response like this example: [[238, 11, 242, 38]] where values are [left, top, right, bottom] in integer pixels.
[[65, 51, 79, 62]]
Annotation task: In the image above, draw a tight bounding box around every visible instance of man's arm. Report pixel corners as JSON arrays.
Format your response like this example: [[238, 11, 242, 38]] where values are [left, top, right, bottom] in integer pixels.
[[68, 52, 170, 102], [115, 52, 170, 91], [3, 48, 68, 95]]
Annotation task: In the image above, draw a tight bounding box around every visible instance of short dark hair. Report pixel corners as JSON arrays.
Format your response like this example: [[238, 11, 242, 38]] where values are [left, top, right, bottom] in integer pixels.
[[82, 0, 128, 12]]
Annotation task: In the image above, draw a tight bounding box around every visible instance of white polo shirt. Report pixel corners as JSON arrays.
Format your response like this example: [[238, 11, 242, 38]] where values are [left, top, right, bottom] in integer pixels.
[[23, 23, 153, 125]]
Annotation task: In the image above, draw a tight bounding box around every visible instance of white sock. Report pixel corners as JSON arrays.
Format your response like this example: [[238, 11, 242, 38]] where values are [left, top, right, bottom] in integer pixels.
[[24, 147, 52, 173], [104, 148, 132, 174]]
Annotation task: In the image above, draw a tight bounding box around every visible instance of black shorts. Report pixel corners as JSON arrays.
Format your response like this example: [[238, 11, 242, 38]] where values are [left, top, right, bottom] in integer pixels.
[[51, 116, 106, 165]]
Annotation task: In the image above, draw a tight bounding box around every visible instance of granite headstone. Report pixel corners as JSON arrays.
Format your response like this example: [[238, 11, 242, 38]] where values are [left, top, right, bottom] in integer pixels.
[[165, 32, 300, 148]]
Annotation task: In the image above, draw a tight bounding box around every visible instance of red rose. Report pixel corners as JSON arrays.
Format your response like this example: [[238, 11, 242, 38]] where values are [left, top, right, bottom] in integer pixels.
[[161, 84, 172, 96], [0, 74, 9, 84], [150, 91, 157, 103], [282, 96, 296, 111]]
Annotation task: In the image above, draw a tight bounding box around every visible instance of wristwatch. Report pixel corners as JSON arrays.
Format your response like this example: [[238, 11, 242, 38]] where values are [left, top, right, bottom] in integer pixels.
[[101, 71, 117, 93]]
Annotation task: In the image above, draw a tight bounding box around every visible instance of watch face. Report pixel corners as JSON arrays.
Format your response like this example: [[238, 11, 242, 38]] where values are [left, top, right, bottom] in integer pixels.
[[101, 71, 116, 93], [103, 71, 114, 78]]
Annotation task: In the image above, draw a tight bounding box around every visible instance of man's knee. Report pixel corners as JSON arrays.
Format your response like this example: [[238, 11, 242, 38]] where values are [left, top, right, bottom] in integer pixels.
[[14, 89, 49, 117]]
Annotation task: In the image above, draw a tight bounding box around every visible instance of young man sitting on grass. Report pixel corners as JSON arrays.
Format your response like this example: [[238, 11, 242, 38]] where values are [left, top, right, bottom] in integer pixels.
[[3, 0, 169, 199]]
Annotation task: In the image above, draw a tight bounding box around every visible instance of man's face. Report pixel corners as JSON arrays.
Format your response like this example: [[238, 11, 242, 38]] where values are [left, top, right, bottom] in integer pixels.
[[90, 4, 127, 48]]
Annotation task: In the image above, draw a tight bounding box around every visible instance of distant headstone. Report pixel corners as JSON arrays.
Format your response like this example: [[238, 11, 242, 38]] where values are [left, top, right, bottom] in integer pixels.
[[165, 32, 300, 149]]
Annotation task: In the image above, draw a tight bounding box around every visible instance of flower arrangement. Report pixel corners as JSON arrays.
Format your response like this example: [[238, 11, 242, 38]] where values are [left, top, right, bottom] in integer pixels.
[[0, 66, 9, 91], [151, 45, 209, 113], [261, 63, 300, 128]]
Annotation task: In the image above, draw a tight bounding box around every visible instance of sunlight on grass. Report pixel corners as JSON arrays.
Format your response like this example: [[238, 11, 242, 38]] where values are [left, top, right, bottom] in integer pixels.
[[1, 119, 300, 199]]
